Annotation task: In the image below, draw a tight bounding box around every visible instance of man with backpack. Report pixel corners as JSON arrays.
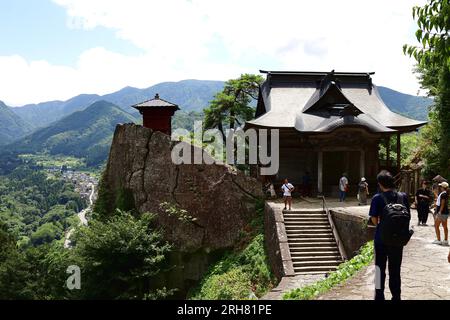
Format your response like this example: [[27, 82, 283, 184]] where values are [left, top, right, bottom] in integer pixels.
[[369, 170, 413, 301]]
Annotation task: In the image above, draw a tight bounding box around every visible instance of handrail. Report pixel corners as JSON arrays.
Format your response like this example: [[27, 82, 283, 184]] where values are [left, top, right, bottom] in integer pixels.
[[322, 196, 348, 261]]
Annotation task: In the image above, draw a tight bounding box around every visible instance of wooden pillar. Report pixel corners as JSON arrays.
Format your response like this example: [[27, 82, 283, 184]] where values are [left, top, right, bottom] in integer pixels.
[[317, 150, 323, 196], [386, 137, 391, 168], [396, 132, 401, 174], [360, 149, 365, 178]]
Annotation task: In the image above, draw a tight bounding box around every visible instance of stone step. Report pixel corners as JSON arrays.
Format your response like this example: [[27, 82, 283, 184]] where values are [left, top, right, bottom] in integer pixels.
[[285, 229, 332, 234], [291, 255, 342, 262], [289, 246, 340, 252], [287, 237, 335, 242], [285, 225, 331, 229], [284, 217, 329, 221], [295, 271, 330, 275], [284, 218, 330, 224], [283, 213, 327, 218], [284, 222, 330, 228], [293, 260, 342, 267], [283, 210, 325, 214], [294, 265, 339, 273], [288, 241, 338, 248], [286, 233, 334, 239], [290, 249, 340, 255]]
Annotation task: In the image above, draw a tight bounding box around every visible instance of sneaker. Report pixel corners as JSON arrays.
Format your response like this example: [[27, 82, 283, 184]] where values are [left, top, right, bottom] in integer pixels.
[[432, 240, 442, 245], [442, 240, 449, 246]]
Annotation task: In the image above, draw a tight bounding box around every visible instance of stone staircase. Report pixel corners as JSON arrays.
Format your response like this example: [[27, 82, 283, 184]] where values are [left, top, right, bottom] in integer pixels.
[[283, 209, 343, 274]]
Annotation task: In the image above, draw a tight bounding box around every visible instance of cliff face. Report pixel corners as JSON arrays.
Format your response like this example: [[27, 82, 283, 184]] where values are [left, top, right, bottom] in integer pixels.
[[98, 124, 263, 292]]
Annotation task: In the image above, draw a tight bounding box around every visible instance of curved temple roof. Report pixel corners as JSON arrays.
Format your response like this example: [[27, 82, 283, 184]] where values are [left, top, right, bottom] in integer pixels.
[[246, 71, 427, 134]]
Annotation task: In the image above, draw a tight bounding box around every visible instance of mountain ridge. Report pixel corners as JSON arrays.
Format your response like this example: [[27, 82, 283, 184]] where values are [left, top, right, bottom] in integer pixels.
[[1, 79, 433, 148], [9, 100, 138, 166], [0, 100, 33, 145]]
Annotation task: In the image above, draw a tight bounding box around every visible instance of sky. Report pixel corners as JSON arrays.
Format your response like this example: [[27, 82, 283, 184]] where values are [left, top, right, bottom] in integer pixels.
[[0, 0, 427, 106]]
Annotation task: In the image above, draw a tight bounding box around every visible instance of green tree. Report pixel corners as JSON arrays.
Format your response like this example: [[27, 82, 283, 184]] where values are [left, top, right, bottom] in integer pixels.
[[404, 0, 450, 177], [72, 210, 172, 299], [30, 222, 62, 246], [204, 74, 264, 140]]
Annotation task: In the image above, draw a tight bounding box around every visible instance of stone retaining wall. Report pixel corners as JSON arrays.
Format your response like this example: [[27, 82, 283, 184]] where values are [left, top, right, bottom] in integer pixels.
[[330, 209, 376, 258], [264, 202, 295, 281]]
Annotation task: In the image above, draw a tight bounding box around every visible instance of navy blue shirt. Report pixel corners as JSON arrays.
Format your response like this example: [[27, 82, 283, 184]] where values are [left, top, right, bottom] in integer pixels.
[[369, 191, 410, 245]]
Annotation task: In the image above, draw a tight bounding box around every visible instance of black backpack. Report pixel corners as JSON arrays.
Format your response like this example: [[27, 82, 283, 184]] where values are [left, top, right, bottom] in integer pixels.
[[379, 192, 414, 246]]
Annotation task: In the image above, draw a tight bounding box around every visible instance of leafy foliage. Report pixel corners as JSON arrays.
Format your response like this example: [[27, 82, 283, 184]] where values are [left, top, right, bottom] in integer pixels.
[[404, 0, 450, 177], [283, 241, 374, 300], [0, 165, 86, 245], [203, 74, 263, 139], [189, 202, 275, 300], [71, 210, 172, 299]]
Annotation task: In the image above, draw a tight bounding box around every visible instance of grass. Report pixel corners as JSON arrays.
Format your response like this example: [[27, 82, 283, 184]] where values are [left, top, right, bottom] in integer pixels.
[[283, 241, 374, 300], [19, 153, 86, 170], [188, 199, 276, 300]]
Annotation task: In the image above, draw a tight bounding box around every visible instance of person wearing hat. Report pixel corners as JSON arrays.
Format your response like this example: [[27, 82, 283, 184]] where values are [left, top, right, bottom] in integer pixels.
[[433, 181, 449, 246], [358, 177, 369, 205]]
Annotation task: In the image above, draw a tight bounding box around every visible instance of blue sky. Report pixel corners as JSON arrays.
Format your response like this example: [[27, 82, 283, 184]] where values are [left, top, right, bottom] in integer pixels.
[[0, 0, 141, 65], [0, 0, 426, 106]]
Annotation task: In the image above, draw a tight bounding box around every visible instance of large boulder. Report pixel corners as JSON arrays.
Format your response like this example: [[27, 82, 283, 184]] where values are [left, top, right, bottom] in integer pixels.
[[98, 123, 263, 293]]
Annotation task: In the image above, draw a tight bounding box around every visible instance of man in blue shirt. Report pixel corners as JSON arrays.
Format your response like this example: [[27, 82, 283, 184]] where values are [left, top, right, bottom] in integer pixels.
[[369, 170, 409, 301]]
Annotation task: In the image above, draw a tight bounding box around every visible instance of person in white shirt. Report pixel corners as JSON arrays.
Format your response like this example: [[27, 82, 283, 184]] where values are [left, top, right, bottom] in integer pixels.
[[339, 173, 349, 202], [281, 178, 294, 211]]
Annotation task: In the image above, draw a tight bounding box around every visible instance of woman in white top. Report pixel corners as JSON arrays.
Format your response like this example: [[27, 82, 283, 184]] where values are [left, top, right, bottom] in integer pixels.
[[433, 182, 449, 246], [281, 178, 295, 211]]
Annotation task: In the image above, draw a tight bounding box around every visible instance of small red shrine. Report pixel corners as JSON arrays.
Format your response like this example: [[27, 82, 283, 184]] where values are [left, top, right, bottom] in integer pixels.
[[132, 94, 179, 135]]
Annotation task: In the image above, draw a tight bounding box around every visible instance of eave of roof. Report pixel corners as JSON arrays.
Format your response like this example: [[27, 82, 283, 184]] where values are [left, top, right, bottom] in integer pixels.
[[132, 94, 179, 109], [260, 70, 375, 76], [246, 71, 427, 134]]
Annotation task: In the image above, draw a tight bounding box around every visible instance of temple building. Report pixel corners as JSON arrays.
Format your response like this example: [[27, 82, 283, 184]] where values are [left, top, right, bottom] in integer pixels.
[[245, 70, 427, 196], [132, 93, 179, 135]]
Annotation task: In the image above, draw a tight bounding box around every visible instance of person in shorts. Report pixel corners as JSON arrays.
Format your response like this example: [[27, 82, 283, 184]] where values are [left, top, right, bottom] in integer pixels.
[[433, 181, 449, 246], [281, 178, 294, 211]]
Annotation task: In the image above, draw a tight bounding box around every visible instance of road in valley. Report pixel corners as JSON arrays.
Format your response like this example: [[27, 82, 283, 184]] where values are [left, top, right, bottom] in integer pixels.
[[64, 183, 95, 248]]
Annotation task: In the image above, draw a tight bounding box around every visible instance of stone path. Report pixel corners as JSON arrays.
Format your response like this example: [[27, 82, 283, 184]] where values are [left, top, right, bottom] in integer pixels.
[[318, 210, 450, 300]]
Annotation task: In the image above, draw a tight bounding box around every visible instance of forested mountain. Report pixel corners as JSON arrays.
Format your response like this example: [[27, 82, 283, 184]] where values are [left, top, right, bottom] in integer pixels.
[[12, 94, 101, 129], [0, 101, 33, 146], [10, 80, 224, 129], [10, 101, 138, 166], [377, 86, 432, 121]]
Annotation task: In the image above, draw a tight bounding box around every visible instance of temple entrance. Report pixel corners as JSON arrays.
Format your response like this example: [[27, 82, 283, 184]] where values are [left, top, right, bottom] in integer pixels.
[[322, 151, 361, 197]]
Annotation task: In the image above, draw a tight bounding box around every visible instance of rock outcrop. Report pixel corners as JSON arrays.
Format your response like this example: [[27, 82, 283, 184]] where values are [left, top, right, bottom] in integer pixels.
[[98, 123, 263, 294]]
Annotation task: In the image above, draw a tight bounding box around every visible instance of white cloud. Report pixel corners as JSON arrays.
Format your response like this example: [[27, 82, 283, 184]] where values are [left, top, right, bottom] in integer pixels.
[[2, 0, 427, 105]]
